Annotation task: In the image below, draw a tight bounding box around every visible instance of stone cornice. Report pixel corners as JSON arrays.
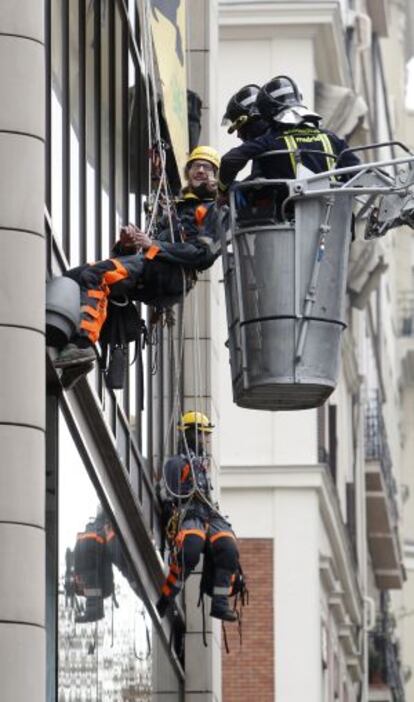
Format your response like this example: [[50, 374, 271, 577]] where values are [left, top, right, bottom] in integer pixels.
[[221, 463, 363, 624], [218, 1, 350, 86]]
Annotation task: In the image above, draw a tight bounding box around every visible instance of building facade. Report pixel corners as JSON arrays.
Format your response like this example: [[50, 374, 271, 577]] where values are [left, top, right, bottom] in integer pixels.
[[0, 1, 221, 700], [216, 1, 414, 701], [2, 0, 414, 701]]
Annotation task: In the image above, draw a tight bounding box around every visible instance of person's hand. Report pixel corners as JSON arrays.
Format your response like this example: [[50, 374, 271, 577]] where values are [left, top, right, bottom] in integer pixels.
[[120, 224, 152, 251], [133, 230, 153, 251], [119, 224, 141, 249], [206, 174, 218, 195], [216, 191, 229, 208]]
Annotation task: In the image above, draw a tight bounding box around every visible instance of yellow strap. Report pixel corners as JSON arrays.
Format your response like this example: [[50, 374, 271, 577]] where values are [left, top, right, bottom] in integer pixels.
[[284, 135, 297, 175], [319, 133, 336, 172]]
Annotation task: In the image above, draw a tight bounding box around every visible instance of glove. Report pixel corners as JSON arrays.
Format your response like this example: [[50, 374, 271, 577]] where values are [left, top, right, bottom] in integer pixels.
[[216, 191, 229, 208]]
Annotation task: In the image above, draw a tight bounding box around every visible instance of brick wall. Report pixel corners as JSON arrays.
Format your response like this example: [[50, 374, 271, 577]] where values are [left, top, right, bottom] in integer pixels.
[[222, 538, 274, 701]]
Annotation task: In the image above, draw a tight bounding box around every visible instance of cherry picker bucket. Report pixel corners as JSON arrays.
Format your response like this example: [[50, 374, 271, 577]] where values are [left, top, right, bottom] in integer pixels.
[[221, 143, 414, 411]]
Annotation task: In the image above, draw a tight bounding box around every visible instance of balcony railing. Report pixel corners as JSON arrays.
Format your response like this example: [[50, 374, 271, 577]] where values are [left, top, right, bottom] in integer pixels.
[[364, 390, 399, 523], [369, 593, 406, 702], [364, 390, 403, 589]]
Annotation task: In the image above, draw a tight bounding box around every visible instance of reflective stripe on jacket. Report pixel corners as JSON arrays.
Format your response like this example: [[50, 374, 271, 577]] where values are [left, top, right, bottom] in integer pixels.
[[218, 124, 360, 191]]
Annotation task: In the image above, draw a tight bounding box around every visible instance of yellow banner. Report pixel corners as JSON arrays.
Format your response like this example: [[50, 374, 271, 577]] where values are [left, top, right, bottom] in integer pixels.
[[151, 0, 189, 181]]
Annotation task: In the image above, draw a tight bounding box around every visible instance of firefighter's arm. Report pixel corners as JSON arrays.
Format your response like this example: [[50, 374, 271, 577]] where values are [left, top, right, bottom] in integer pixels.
[[218, 137, 270, 192], [143, 237, 220, 270], [327, 132, 361, 170], [155, 480, 175, 526]]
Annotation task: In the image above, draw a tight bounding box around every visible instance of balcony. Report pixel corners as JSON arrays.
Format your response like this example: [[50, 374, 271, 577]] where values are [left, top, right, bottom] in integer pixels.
[[369, 594, 406, 702], [365, 392, 404, 589]]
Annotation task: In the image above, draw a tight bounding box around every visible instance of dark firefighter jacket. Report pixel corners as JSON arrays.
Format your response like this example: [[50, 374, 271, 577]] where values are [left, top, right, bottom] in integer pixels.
[[112, 192, 221, 272], [111, 192, 221, 305], [163, 451, 213, 517], [218, 123, 360, 192], [151, 192, 221, 271]]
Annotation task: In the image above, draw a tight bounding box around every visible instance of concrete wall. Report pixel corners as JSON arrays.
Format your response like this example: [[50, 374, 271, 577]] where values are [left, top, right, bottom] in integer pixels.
[[0, 1, 46, 701]]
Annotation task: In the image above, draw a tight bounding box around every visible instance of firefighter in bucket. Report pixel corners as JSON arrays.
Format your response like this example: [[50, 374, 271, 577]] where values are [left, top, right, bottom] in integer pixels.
[[156, 411, 240, 623]]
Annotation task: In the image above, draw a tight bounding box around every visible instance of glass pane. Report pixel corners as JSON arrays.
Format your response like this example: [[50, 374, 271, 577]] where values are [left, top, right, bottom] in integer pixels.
[[100, 5, 110, 258], [115, 6, 126, 230], [85, 5, 96, 262], [57, 410, 182, 699], [69, 1, 80, 266]]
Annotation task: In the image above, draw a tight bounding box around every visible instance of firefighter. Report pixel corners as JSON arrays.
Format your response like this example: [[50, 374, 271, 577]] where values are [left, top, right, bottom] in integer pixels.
[[68, 507, 115, 624], [221, 83, 269, 143], [217, 74, 360, 204], [156, 411, 239, 623], [66, 506, 138, 623], [55, 146, 222, 368]]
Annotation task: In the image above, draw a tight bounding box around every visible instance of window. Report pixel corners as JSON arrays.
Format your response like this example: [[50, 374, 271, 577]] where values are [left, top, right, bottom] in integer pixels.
[[55, 409, 182, 700]]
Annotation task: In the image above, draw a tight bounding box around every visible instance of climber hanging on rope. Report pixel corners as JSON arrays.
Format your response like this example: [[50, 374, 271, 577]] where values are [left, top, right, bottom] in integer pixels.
[[156, 411, 240, 623], [54, 146, 222, 369]]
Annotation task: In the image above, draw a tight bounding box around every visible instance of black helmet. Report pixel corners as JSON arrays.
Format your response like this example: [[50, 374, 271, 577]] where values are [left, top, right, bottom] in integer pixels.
[[222, 84, 261, 134], [257, 75, 303, 121]]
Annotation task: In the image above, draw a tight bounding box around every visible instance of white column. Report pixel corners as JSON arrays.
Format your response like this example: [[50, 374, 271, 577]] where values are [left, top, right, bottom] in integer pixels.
[[0, 2, 45, 701]]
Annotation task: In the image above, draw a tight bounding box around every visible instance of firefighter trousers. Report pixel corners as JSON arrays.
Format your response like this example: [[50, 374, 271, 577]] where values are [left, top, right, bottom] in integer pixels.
[[65, 255, 146, 344], [161, 511, 239, 603]]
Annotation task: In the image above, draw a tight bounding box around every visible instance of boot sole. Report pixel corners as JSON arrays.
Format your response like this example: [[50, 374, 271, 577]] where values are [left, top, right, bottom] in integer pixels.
[[210, 612, 238, 622], [55, 355, 95, 369]]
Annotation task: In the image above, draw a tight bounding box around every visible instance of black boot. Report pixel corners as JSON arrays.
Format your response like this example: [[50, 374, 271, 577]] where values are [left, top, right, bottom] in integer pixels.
[[210, 595, 238, 622], [156, 593, 172, 618]]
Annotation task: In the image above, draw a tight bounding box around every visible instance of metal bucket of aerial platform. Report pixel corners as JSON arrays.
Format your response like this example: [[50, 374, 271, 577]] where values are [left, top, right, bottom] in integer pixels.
[[221, 143, 414, 411]]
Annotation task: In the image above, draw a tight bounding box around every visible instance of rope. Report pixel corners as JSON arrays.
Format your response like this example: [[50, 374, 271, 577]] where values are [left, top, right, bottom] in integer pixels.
[[162, 268, 188, 463], [142, 0, 176, 241], [141, 0, 177, 244], [141, 0, 219, 602]]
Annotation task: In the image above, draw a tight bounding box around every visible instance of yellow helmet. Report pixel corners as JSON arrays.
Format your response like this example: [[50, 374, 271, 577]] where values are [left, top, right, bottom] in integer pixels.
[[186, 146, 220, 171], [177, 411, 214, 433]]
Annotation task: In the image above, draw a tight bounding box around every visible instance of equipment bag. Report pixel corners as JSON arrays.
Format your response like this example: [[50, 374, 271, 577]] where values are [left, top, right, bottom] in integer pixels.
[[99, 297, 147, 391]]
